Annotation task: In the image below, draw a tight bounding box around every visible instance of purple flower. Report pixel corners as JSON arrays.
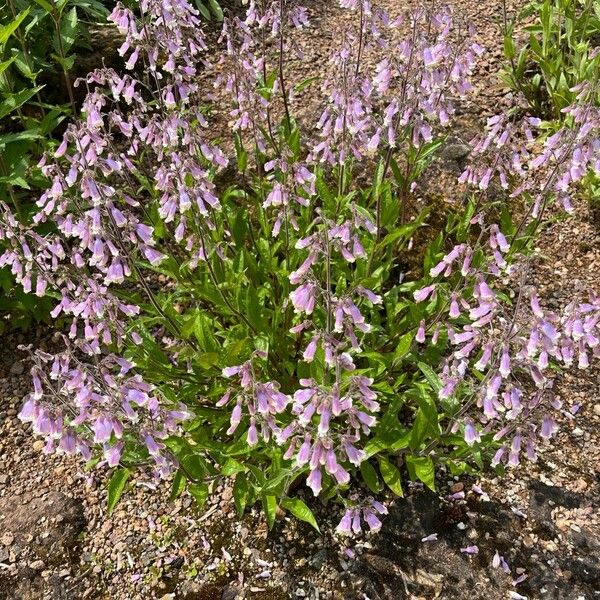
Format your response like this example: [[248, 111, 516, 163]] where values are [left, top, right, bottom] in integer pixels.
[[362, 509, 382, 532], [143, 247, 166, 266], [290, 282, 318, 314], [499, 346, 511, 378], [336, 510, 353, 535], [414, 284, 436, 303], [416, 320, 426, 343], [306, 468, 322, 496], [104, 442, 124, 467], [303, 336, 319, 362], [247, 420, 259, 446], [464, 419, 481, 446], [540, 415, 558, 439]]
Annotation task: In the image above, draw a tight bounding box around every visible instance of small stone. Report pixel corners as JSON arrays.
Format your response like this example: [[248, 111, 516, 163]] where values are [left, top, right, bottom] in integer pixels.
[[10, 362, 24, 375], [523, 535, 535, 548], [29, 559, 45, 570], [467, 529, 478, 540], [572, 427, 584, 437], [440, 142, 471, 162], [593, 404, 600, 417], [1, 532, 14, 546], [222, 584, 242, 600], [310, 548, 328, 569], [450, 482, 464, 493], [33, 440, 45, 452]]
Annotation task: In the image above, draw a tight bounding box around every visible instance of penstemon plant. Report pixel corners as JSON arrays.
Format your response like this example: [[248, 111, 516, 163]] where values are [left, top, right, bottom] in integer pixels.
[[3, 0, 600, 534]]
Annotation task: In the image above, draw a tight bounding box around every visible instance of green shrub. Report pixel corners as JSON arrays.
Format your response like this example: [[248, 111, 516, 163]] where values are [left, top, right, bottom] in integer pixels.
[[501, 0, 600, 120], [0, 0, 109, 328]]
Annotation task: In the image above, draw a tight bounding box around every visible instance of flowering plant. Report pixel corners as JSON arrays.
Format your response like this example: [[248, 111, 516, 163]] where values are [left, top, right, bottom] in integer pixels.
[[3, 0, 600, 534], [501, 0, 600, 120]]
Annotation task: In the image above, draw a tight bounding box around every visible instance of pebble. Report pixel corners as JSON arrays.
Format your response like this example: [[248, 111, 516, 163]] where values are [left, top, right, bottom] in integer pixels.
[[9, 362, 24, 375], [523, 535, 535, 549]]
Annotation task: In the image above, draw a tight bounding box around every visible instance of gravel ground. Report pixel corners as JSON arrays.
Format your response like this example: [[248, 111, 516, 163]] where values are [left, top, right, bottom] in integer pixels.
[[1, 1, 599, 599]]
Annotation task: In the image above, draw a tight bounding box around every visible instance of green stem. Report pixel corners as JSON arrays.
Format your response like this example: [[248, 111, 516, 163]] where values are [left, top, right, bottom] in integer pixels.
[[52, 10, 77, 115], [0, 155, 21, 218]]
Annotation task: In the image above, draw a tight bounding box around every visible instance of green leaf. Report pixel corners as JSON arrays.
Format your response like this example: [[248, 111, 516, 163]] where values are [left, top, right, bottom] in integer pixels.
[[0, 130, 43, 148], [280, 497, 320, 532], [360, 460, 382, 493], [234, 135, 247, 173], [363, 436, 391, 458], [0, 86, 44, 120], [208, 0, 223, 20], [315, 169, 335, 206], [55, 0, 70, 12], [393, 332, 413, 362], [59, 7, 79, 53], [287, 125, 301, 158], [233, 473, 249, 516], [261, 467, 294, 494], [189, 482, 209, 509], [409, 388, 441, 450], [170, 469, 186, 501], [194, 0, 211, 20], [179, 453, 207, 481], [293, 76, 319, 94], [262, 494, 278, 530], [246, 285, 263, 331], [417, 362, 442, 394], [31, 0, 54, 13], [0, 57, 16, 76], [107, 467, 130, 514], [376, 208, 430, 251], [406, 455, 435, 491], [52, 53, 76, 71], [221, 457, 246, 476], [378, 457, 404, 496], [0, 9, 30, 46]]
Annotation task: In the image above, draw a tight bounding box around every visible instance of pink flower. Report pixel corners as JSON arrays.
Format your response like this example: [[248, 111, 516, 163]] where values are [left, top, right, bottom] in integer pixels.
[[290, 282, 318, 314], [464, 419, 481, 446], [414, 284, 436, 303], [306, 468, 322, 496]]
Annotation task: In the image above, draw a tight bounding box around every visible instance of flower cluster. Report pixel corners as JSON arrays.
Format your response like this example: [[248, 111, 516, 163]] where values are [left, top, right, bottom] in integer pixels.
[[337, 496, 388, 535], [1, 0, 226, 476], [19, 344, 188, 479], [461, 80, 600, 215], [219, 359, 290, 445], [282, 376, 379, 495], [311, 4, 483, 164], [1, 0, 598, 537]]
